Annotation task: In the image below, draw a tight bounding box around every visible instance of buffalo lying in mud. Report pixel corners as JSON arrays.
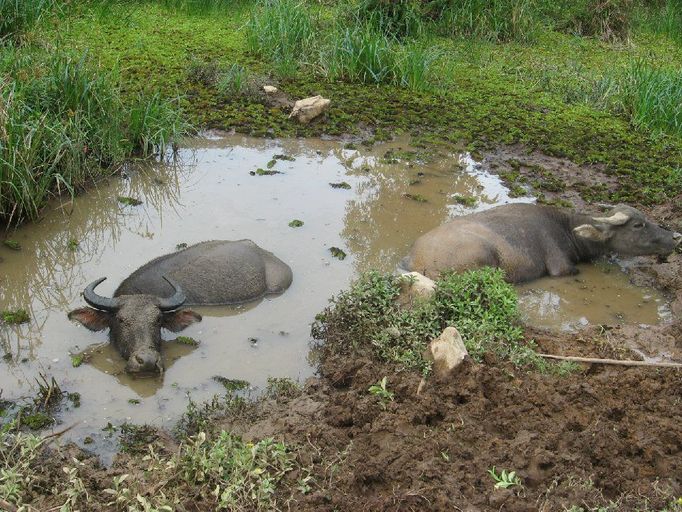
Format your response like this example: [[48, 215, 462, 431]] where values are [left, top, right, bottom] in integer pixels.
[[401, 203, 681, 283], [68, 240, 293, 374]]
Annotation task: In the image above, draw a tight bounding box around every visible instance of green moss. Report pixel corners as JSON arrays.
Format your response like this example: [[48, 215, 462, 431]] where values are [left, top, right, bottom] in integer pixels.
[[71, 354, 84, 367], [329, 247, 347, 260], [288, 219, 304, 227], [329, 181, 351, 189], [117, 196, 143, 206], [2, 309, 30, 324], [251, 168, 281, 176]]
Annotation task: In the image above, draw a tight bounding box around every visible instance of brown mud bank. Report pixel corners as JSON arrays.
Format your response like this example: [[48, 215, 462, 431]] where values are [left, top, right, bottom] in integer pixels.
[[228, 345, 682, 511]]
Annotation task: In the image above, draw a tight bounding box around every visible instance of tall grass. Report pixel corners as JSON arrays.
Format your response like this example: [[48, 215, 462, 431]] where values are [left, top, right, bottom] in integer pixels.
[[155, 0, 242, 14], [0, 49, 186, 225], [634, 0, 682, 42], [0, 0, 53, 40], [618, 61, 682, 137], [246, 0, 314, 76]]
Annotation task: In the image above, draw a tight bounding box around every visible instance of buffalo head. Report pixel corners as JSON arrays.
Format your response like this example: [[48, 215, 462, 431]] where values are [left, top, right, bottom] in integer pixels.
[[573, 205, 682, 257], [68, 277, 202, 374]]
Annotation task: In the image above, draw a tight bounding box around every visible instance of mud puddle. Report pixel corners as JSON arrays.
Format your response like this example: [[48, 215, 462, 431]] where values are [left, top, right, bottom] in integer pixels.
[[0, 134, 670, 456]]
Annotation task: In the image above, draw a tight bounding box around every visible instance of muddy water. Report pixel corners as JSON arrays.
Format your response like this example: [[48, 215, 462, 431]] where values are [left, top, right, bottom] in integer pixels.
[[0, 134, 670, 454]]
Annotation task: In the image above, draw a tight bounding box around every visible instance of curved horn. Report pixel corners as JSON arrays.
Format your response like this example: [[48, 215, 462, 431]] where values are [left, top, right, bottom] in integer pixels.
[[592, 211, 630, 226], [83, 278, 119, 312], [157, 276, 186, 311]]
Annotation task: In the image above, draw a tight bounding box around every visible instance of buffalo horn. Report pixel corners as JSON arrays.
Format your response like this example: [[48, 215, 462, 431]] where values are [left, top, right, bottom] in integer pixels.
[[83, 278, 120, 312], [592, 211, 630, 226], [157, 276, 187, 311]]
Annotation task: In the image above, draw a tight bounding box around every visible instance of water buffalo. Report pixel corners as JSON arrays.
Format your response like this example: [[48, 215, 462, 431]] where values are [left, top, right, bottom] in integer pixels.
[[68, 240, 293, 374], [401, 203, 681, 283]]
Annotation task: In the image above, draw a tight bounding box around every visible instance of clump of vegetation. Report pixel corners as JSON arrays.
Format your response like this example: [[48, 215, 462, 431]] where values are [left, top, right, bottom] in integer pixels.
[[0, 49, 185, 225], [119, 423, 158, 454], [0, 427, 44, 508], [1, 309, 30, 324], [117, 196, 143, 206], [313, 269, 548, 374], [70, 354, 84, 367], [250, 168, 281, 176], [213, 376, 250, 392], [330, 181, 351, 189], [265, 377, 302, 399], [288, 219, 304, 227]]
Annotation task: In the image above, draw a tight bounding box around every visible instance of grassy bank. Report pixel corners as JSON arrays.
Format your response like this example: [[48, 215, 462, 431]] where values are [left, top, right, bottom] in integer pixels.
[[31, 0, 681, 209]]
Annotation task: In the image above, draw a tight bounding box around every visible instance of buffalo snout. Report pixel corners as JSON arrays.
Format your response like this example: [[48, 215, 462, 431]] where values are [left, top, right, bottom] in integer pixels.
[[126, 348, 163, 374]]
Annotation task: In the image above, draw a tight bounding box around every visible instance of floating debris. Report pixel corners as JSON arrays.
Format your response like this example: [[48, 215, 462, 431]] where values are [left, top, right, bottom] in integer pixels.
[[273, 154, 295, 161], [117, 196, 143, 206], [330, 182, 351, 190], [453, 194, 477, 207], [176, 242, 188, 250], [3, 240, 21, 251], [288, 219, 304, 228], [2, 309, 30, 324], [403, 193, 428, 203], [330, 247, 347, 260], [128, 398, 140, 405], [213, 376, 250, 392], [250, 168, 281, 176], [266, 159, 277, 169], [71, 354, 84, 368], [176, 336, 199, 346]]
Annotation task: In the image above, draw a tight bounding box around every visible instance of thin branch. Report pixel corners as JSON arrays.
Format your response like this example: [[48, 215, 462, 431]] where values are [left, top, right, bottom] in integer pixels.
[[538, 353, 682, 368]]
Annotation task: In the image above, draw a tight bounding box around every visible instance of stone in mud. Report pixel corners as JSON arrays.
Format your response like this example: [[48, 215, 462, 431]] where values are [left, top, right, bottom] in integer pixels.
[[263, 85, 278, 93], [424, 326, 469, 379], [397, 272, 436, 306], [289, 95, 330, 124]]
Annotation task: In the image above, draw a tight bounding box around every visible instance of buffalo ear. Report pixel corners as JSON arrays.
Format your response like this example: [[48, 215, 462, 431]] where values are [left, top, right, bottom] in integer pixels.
[[574, 224, 612, 242], [162, 309, 202, 332], [68, 307, 111, 331]]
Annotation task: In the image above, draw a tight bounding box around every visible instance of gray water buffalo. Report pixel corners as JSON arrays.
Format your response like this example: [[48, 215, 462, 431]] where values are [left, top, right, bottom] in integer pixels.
[[68, 240, 293, 374], [401, 203, 681, 283]]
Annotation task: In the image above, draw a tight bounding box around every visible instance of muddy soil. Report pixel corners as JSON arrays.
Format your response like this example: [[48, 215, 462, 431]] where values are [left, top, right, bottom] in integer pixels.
[[214, 347, 682, 511]]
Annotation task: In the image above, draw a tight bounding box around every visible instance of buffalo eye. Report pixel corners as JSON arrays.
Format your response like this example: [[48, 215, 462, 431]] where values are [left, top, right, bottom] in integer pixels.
[[632, 222, 645, 229]]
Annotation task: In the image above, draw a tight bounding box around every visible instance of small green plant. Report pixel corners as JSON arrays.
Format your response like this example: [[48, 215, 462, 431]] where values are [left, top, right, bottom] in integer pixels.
[[213, 376, 250, 393], [1, 309, 30, 324], [251, 168, 281, 176], [70, 354, 84, 367], [329, 182, 351, 189], [368, 376, 394, 408], [67, 238, 79, 251], [488, 466, 523, 489], [288, 219, 304, 228], [217, 63, 248, 97], [453, 194, 477, 207]]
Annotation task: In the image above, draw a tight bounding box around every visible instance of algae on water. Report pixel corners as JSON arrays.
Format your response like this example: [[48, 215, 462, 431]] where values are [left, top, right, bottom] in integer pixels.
[[288, 219, 304, 227], [2, 309, 30, 324], [118, 196, 143, 206], [330, 247, 347, 260]]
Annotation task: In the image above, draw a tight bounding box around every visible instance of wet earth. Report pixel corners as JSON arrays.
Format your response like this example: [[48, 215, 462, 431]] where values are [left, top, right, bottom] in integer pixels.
[[0, 133, 679, 464]]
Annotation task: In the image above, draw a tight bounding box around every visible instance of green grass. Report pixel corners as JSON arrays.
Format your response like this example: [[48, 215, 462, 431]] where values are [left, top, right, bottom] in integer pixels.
[[312, 269, 553, 375], [0, 0, 53, 40], [0, 46, 185, 224], [246, 0, 314, 76]]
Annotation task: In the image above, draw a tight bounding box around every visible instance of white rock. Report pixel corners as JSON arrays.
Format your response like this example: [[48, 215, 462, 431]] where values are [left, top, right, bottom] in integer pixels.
[[397, 271, 436, 306], [289, 95, 331, 124], [424, 326, 469, 379], [263, 85, 278, 93]]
